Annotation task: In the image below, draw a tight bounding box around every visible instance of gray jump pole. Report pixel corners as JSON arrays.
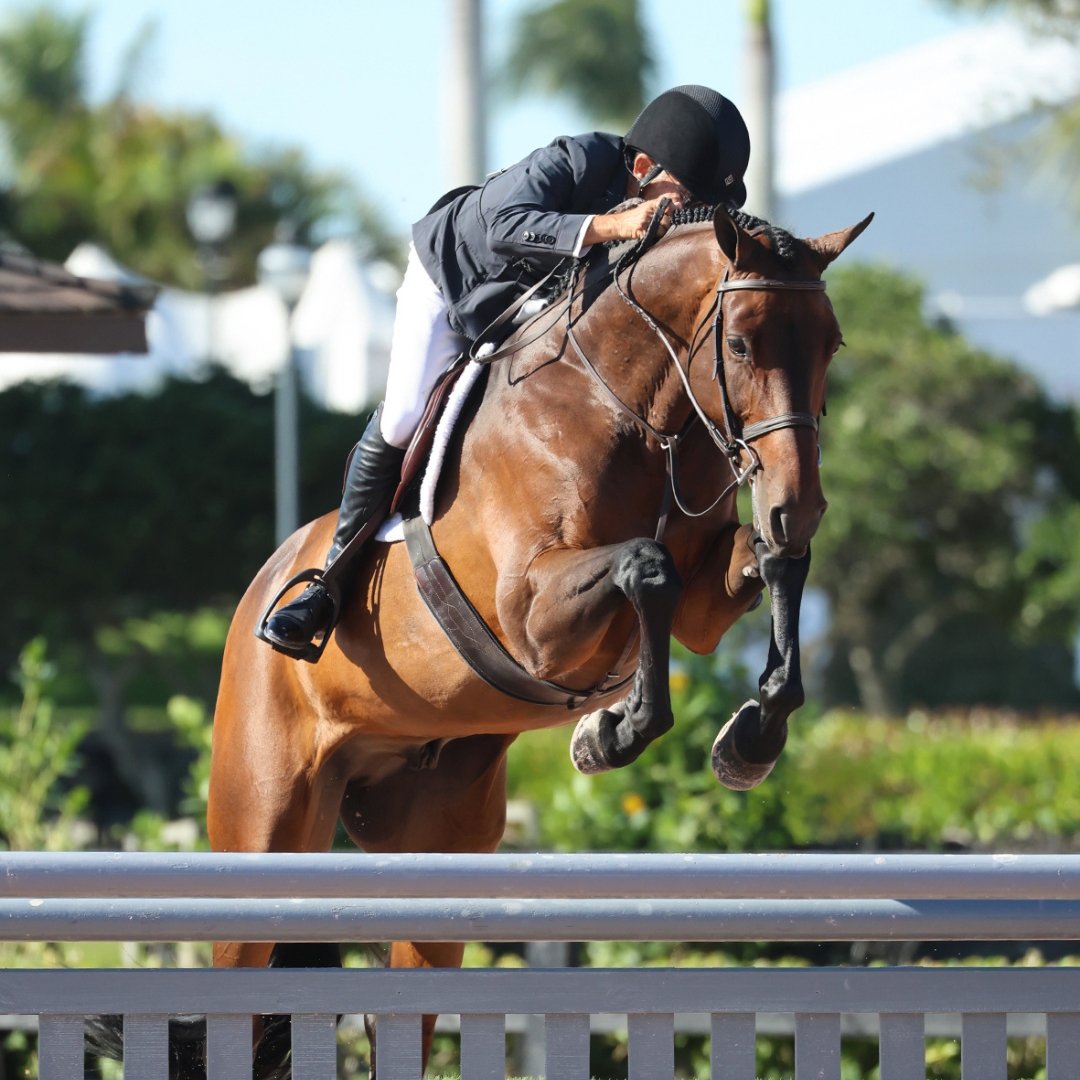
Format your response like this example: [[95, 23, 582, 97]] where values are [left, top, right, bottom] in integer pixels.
[[0, 850, 1076, 899]]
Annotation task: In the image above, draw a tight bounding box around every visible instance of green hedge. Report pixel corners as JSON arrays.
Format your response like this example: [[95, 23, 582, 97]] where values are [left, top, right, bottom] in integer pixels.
[[506, 644, 1080, 853]]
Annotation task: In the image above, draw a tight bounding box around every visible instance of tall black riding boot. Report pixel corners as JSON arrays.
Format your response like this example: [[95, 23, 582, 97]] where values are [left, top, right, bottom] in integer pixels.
[[260, 405, 405, 659]]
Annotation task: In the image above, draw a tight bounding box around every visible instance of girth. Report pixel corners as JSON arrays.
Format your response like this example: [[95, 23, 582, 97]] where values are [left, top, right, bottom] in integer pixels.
[[403, 514, 633, 708]]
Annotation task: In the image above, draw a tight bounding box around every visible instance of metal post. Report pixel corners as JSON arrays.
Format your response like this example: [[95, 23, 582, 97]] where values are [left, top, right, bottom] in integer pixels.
[[275, 335, 299, 546], [445, 0, 486, 187], [743, 0, 776, 221]]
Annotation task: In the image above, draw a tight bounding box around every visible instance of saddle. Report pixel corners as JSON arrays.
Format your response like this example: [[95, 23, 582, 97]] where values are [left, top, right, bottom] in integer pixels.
[[388, 357, 470, 516]]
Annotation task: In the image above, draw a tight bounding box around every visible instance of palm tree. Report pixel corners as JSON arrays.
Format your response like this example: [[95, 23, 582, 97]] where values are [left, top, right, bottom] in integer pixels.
[[743, 0, 775, 220], [503, 0, 654, 131], [445, 0, 486, 186]]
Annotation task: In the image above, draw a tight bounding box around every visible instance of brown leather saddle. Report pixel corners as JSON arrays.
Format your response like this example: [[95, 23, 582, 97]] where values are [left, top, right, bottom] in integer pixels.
[[388, 357, 472, 516]]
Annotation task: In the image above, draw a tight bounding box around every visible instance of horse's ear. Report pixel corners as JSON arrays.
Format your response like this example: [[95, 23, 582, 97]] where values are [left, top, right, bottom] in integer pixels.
[[713, 205, 756, 269], [803, 213, 875, 272]]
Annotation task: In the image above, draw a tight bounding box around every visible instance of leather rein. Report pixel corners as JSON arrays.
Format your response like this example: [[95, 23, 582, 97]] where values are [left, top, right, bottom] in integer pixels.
[[565, 251, 827, 535]]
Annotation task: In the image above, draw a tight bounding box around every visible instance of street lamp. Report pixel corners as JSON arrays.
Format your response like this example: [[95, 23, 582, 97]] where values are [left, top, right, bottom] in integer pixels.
[[186, 180, 238, 366], [186, 180, 238, 291], [258, 236, 312, 547]]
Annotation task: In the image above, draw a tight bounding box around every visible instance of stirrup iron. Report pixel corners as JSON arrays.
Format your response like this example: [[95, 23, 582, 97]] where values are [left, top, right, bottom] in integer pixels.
[[255, 568, 342, 663]]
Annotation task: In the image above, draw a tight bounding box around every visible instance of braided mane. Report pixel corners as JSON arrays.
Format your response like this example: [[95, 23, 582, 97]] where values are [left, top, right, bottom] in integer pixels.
[[670, 204, 799, 265]]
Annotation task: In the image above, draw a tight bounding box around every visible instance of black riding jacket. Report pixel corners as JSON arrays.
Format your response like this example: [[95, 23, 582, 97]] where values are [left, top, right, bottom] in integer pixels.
[[411, 132, 629, 340]]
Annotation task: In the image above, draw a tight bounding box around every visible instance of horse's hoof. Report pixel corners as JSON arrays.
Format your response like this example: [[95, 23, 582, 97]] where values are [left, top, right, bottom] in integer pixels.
[[711, 701, 777, 790], [570, 709, 619, 774]]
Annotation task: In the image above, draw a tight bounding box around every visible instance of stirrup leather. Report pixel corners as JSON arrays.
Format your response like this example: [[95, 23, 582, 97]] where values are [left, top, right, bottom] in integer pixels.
[[255, 568, 342, 663]]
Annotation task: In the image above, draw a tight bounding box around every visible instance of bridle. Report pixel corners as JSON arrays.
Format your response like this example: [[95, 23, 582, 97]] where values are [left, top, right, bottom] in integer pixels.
[[565, 243, 827, 535]]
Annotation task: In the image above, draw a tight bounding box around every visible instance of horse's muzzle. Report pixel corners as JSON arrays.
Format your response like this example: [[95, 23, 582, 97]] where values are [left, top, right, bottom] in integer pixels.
[[764, 497, 827, 558]]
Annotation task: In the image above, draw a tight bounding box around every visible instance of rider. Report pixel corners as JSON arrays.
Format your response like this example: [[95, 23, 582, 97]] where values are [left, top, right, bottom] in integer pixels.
[[261, 84, 751, 659]]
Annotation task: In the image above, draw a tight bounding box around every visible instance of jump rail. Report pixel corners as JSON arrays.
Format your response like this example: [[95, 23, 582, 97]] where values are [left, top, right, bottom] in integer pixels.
[[3, 852, 1080, 1080]]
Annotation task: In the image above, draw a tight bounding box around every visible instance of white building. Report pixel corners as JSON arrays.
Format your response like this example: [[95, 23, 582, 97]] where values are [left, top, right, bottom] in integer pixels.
[[0, 239, 396, 414], [778, 20, 1080, 399]]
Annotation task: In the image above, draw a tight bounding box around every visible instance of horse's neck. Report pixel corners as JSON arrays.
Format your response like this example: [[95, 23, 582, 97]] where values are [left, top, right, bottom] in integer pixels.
[[587, 234, 718, 437]]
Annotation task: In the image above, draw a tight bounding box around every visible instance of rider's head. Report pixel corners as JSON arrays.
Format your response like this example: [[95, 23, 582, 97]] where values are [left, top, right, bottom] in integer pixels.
[[624, 85, 750, 209]]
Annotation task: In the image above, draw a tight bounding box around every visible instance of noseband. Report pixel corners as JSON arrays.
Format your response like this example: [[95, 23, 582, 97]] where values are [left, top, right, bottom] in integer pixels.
[[565, 255, 827, 527]]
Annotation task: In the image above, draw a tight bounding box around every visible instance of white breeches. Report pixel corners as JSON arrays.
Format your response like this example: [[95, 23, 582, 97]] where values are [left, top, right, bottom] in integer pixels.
[[380, 243, 468, 449]]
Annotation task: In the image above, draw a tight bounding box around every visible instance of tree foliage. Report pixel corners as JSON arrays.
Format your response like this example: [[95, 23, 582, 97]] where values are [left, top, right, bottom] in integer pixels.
[[0, 371, 363, 674], [0, 6, 401, 285], [0, 371, 368, 822], [0, 639, 87, 851], [811, 265, 1080, 714], [941, 0, 1080, 30], [503, 0, 654, 129]]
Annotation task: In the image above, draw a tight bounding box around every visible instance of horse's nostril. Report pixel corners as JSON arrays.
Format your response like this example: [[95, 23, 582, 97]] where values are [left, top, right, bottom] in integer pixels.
[[770, 506, 786, 545]]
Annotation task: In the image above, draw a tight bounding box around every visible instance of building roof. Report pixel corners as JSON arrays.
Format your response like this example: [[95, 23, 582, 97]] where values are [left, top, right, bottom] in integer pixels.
[[0, 249, 158, 354], [778, 20, 1080, 196]]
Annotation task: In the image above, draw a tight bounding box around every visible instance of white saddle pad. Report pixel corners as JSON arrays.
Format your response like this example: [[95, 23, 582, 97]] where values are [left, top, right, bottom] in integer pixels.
[[376, 359, 485, 544]]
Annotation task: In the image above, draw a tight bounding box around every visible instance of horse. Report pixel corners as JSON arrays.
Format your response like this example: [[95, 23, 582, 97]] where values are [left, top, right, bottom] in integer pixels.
[[204, 204, 871, 1077]]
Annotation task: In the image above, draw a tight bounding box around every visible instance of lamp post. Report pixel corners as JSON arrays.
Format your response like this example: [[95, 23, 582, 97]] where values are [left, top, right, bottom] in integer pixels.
[[257, 238, 312, 546], [186, 180, 238, 363]]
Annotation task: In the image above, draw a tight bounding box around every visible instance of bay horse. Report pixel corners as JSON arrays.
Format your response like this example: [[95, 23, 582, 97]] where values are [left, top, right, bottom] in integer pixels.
[[207, 205, 871, 1076]]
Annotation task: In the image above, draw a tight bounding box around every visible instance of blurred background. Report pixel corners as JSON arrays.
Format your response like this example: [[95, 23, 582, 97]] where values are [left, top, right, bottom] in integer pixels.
[[3, 0, 1080, 1076]]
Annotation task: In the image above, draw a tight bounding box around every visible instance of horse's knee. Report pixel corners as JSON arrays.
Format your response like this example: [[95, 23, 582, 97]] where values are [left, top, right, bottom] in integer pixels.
[[612, 538, 682, 612]]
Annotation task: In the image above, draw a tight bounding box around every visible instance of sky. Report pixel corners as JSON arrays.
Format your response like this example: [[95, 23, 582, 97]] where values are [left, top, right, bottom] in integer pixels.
[[4, 0, 983, 231]]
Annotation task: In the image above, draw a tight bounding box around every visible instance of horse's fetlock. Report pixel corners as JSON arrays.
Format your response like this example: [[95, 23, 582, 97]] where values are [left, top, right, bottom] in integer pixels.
[[631, 705, 673, 740], [763, 685, 804, 718]]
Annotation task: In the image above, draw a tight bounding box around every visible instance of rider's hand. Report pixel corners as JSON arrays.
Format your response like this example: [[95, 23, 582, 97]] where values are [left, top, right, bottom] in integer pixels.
[[583, 196, 680, 246]]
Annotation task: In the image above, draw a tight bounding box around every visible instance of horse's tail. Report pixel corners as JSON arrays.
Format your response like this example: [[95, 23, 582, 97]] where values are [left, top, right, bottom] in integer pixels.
[[257, 943, 344, 1080], [85, 1014, 207, 1080], [83, 943, 342, 1080]]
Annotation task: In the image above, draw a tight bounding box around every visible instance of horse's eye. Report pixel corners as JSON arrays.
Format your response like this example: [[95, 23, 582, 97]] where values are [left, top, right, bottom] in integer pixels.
[[726, 336, 748, 358]]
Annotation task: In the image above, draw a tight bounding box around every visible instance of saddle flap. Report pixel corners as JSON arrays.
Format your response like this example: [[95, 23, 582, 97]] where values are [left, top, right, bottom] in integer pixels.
[[389, 357, 470, 515]]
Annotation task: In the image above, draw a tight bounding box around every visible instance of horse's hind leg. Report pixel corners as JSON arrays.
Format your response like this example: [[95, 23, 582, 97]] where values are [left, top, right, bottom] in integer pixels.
[[712, 535, 811, 789], [208, 660, 346, 969], [206, 662, 347, 1079]]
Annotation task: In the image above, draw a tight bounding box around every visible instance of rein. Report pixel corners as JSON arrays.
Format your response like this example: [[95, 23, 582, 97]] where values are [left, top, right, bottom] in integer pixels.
[[566, 246, 826, 530]]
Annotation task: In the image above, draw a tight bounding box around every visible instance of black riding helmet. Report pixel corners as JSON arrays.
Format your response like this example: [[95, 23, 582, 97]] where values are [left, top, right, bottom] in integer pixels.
[[624, 85, 750, 209]]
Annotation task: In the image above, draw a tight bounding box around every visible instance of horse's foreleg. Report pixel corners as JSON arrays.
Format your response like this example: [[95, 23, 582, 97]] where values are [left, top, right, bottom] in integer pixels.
[[711, 534, 811, 790], [510, 538, 681, 774], [671, 522, 765, 653]]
